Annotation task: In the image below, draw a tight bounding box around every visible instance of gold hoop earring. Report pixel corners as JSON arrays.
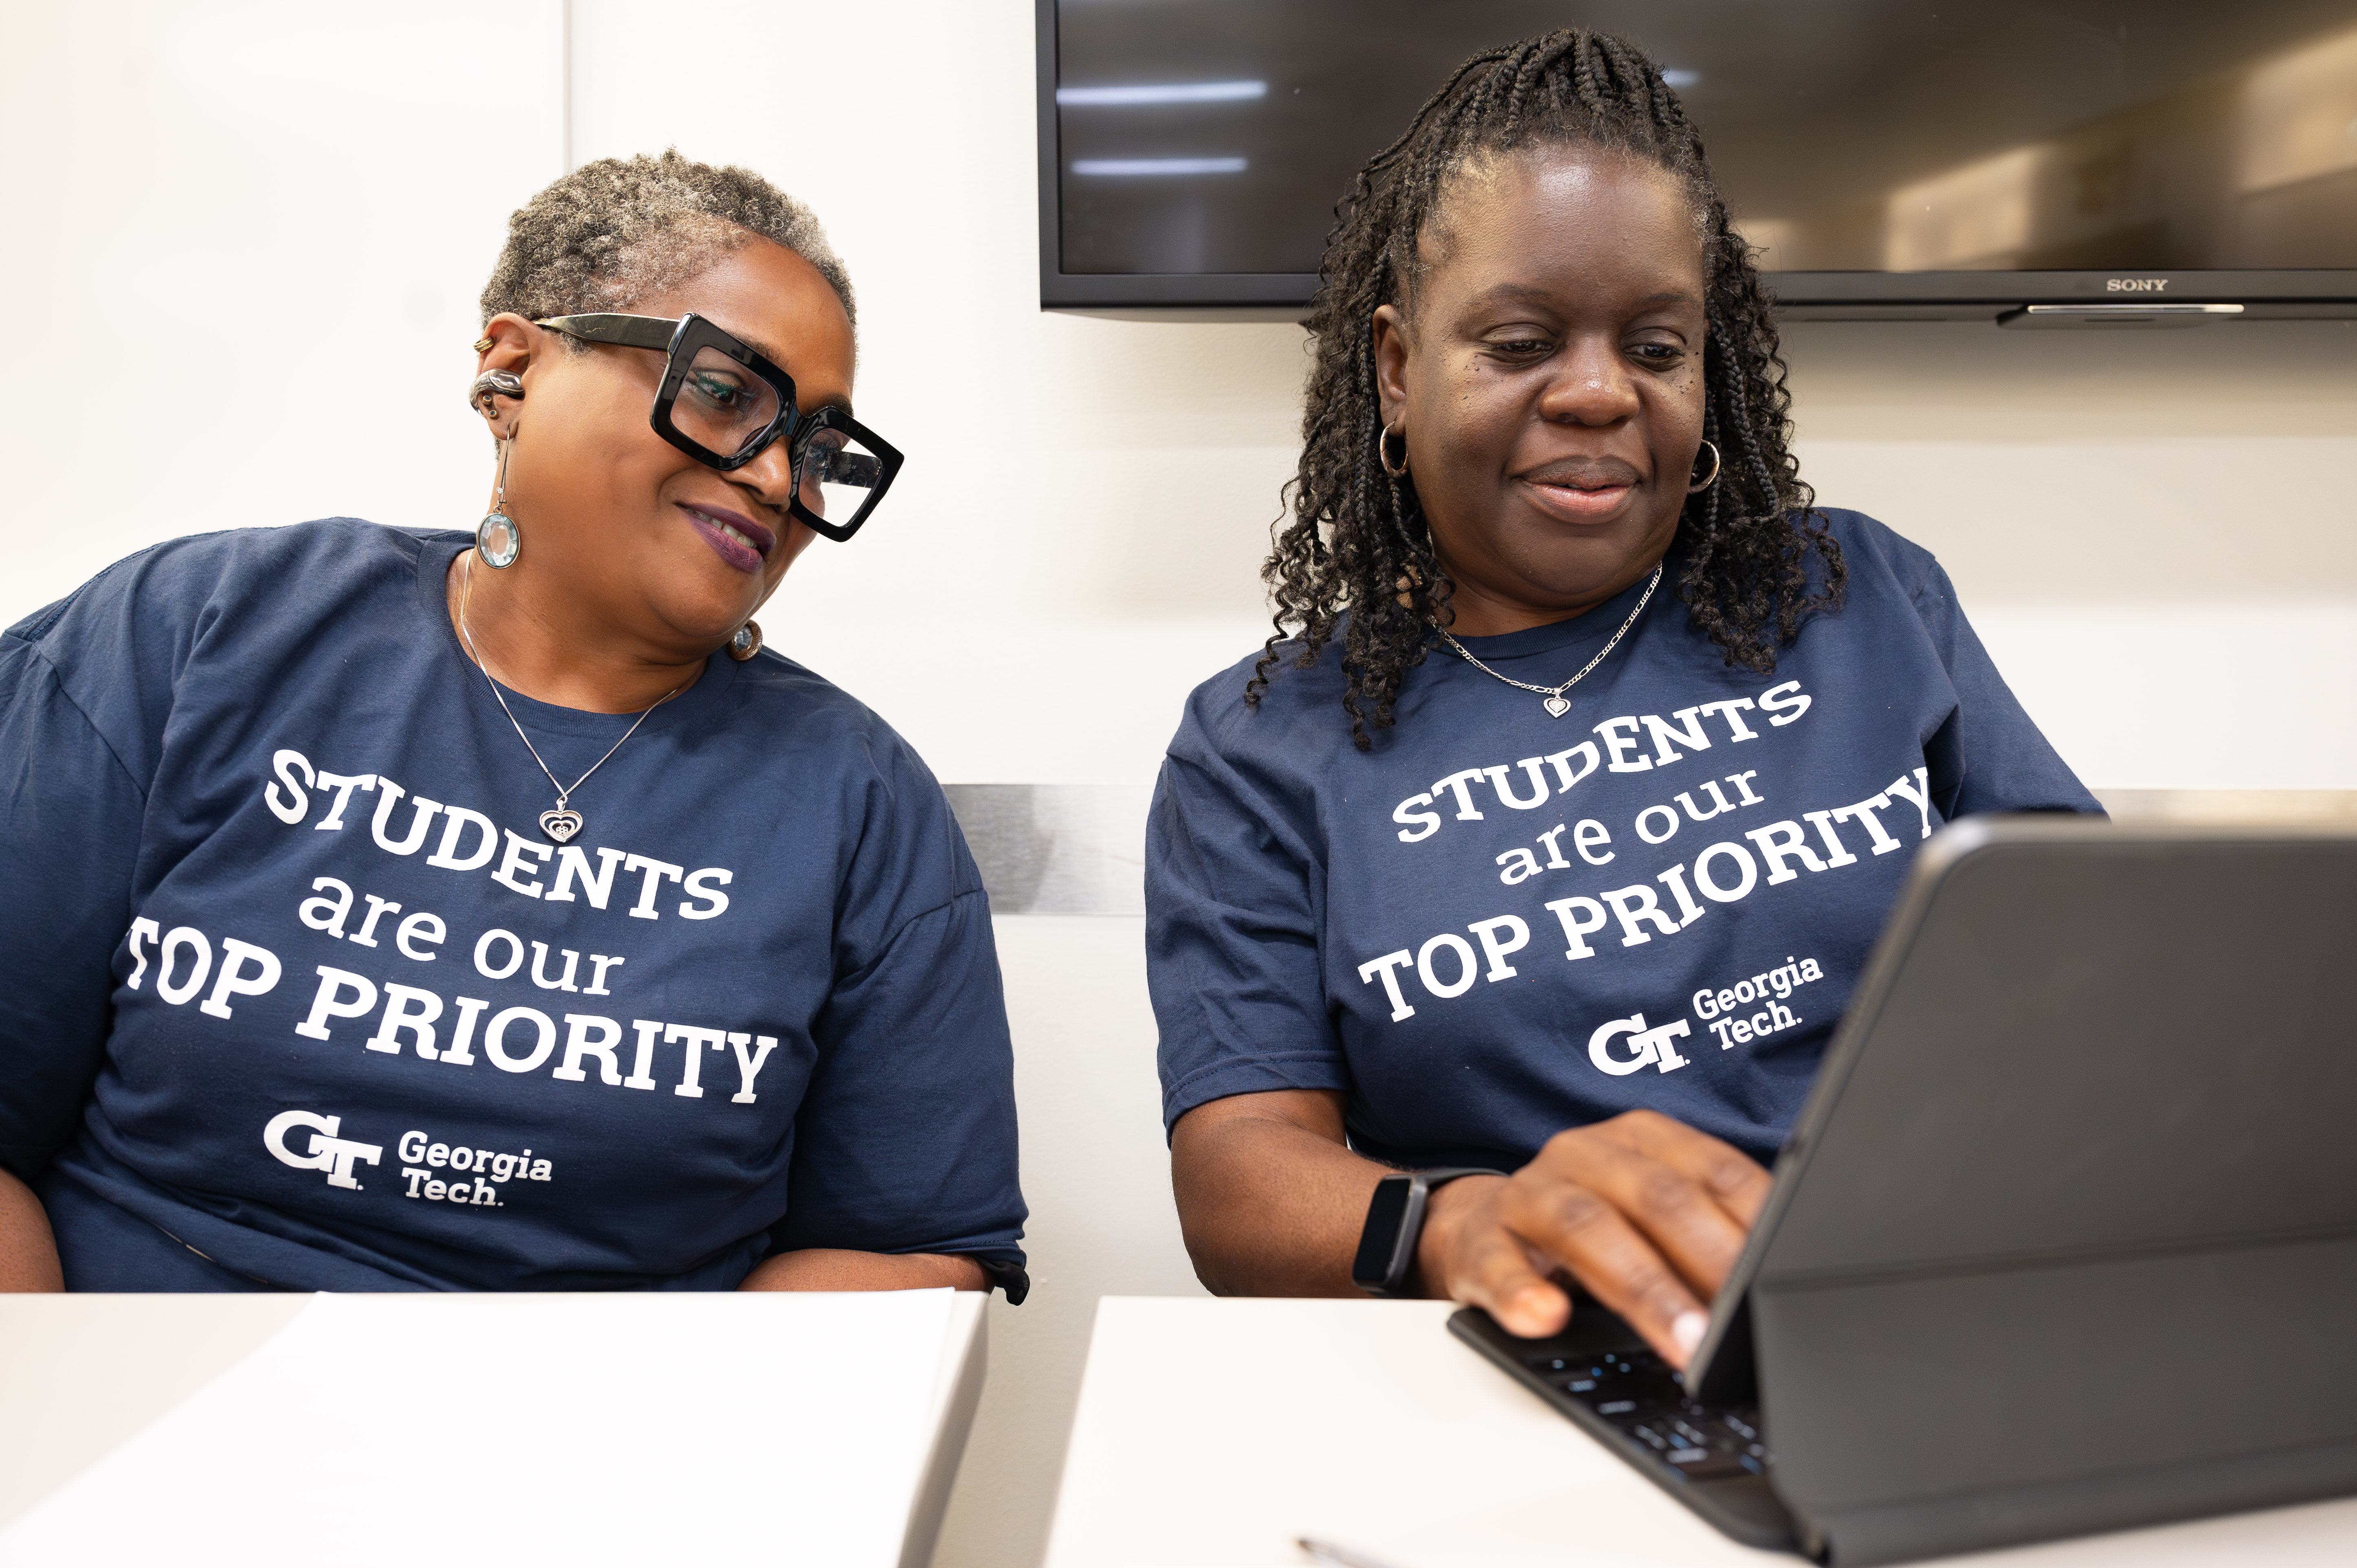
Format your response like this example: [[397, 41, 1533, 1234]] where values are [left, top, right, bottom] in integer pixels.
[[727, 621, 763, 661], [1687, 439, 1722, 493], [1378, 423, 1410, 479]]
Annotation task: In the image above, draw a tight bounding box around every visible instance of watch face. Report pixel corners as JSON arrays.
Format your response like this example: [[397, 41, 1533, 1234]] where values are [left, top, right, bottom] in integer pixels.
[[1353, 1174, 1415, 1289]]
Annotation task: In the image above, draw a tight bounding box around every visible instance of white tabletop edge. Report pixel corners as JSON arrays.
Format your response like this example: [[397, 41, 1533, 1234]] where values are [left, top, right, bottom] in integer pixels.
[[1041, 1296, 2357, 1568]]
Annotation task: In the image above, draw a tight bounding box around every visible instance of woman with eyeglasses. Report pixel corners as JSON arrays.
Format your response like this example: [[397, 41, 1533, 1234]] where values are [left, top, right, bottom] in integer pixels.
[[0, 152, 1027, 1297]]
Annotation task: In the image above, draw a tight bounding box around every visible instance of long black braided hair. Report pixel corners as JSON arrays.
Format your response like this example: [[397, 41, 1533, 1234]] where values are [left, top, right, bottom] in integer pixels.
[[1249, 28, 1844, 749]]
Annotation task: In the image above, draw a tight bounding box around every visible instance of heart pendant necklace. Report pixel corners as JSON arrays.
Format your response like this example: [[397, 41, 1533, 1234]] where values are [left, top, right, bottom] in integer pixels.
[[457, 553, 689, 842], [1435, 562, 1662, 718]]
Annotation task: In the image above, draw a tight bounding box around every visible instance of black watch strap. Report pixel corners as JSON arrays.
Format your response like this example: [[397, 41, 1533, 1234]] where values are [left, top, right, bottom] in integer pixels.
[[1351, 1166, 1506, 1298]]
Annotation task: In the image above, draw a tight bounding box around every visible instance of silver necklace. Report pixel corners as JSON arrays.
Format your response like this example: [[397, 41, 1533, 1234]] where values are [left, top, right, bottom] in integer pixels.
[[1435, 562, 1663, 718], [457, 553, 689, 843]]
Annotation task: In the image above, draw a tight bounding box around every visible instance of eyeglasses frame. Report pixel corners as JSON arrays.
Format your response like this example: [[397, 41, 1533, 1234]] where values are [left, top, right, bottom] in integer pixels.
[[532, 311, 902, 543]]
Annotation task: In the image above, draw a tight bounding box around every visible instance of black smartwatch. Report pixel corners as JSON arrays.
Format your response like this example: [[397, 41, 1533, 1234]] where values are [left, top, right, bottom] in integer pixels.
[[1351, 1167, 1505, 1298]]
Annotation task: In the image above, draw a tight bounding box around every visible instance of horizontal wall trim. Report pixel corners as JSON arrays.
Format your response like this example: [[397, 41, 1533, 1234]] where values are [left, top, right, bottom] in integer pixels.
[[946, 784, 1151, 917]]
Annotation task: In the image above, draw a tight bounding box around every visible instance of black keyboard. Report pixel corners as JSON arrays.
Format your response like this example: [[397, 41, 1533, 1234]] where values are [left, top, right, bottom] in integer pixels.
[[1449, 1307, 1801, 1553], [1531, 1343, 1769, 1478]]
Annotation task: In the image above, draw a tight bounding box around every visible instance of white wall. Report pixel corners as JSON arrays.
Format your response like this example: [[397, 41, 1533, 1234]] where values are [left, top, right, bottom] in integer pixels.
[[0, 1, 565, 594], [11, 1, 2348, 782], [5, 6, 2354, 1568], [1784, 318, 2357, 789]]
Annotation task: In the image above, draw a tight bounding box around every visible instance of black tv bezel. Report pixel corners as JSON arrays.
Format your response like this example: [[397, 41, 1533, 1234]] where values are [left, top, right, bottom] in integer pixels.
[[1034, 0, 2357, 320]]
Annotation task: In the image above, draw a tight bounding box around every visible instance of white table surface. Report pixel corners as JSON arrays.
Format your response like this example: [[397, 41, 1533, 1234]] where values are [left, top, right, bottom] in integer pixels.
[[1042, 1297, 2357, 1568], [0, 1289, 985, 1568]]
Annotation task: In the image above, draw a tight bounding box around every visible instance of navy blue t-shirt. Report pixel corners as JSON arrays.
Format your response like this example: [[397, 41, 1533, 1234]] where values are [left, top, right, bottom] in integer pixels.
[[1148, 511, 2100, 1168], [0, 521, 1026, 1290]]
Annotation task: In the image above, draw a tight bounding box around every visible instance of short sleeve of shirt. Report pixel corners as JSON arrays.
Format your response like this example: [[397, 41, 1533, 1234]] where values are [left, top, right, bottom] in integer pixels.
[[1901, 553, 2102, 819], [1147, 719, 1349, 1132], [0, 633, 146, 1177], [771, 886, 1026, 1263]]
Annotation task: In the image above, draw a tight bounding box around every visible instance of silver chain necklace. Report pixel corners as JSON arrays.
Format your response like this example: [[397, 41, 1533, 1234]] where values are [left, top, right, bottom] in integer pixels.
[[1434, 562, 1663, 718], [457, 553, 690, 843]]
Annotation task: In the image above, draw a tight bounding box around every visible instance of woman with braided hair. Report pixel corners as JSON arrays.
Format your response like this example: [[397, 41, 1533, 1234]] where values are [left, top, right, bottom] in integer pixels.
[[1148, 30, 2096, 1364]]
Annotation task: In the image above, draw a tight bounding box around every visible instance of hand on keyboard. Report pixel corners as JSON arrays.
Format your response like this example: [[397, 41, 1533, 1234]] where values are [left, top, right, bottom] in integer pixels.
[[1417, 1109, 1769, 1367]]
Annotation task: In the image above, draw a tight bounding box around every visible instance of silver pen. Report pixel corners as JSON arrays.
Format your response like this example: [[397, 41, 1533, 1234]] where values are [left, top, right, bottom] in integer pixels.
[[1296, 1537, 1409, 1568]]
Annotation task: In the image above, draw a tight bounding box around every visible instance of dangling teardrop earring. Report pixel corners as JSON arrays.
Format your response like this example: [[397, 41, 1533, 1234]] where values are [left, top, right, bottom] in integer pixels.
[[477, 434, 521, 569], [727, 621, 763, 661]]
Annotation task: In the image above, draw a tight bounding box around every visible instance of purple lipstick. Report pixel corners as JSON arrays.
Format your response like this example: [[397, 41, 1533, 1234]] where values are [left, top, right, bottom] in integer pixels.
[[678, 502, 775, 575]]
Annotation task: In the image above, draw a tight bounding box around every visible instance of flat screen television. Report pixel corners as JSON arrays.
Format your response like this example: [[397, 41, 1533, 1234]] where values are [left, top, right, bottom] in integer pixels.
[[1037, 0, 2357, 320]]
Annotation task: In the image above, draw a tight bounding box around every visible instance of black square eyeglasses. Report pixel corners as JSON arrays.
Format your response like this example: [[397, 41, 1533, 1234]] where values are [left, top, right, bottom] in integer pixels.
[[534, 312, 903, 544]]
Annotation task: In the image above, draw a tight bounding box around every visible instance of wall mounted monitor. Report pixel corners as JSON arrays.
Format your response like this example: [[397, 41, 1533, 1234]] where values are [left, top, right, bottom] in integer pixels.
[[1037, 0, 2357, 319]]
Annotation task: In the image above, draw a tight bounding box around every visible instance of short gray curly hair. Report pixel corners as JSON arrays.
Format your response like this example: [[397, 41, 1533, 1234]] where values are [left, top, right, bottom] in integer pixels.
[[479, 149, 854, 340]]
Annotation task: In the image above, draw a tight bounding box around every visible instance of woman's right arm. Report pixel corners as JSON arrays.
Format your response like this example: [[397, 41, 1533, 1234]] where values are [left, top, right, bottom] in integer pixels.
[[1170, 1089, 1388, 1298], [1173, 1089, 1773, 1367], [0, 1168, 64, 1292], [2, 600, 156, 1276]]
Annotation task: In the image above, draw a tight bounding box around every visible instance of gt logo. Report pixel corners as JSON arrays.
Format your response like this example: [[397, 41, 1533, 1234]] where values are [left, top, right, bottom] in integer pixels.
[[264, 1109, 382, 1190], [2106, 278, 2168, 292], [1588, 1012, 1694, 1076]]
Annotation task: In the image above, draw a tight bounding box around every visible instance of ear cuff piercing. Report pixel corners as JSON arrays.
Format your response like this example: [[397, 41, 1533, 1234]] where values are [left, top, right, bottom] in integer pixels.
[[469, 368, 523, 415]]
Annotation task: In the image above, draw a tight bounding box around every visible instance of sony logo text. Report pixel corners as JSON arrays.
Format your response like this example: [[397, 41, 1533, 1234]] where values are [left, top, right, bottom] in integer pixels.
[[2105, 278, 2168, 292]]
